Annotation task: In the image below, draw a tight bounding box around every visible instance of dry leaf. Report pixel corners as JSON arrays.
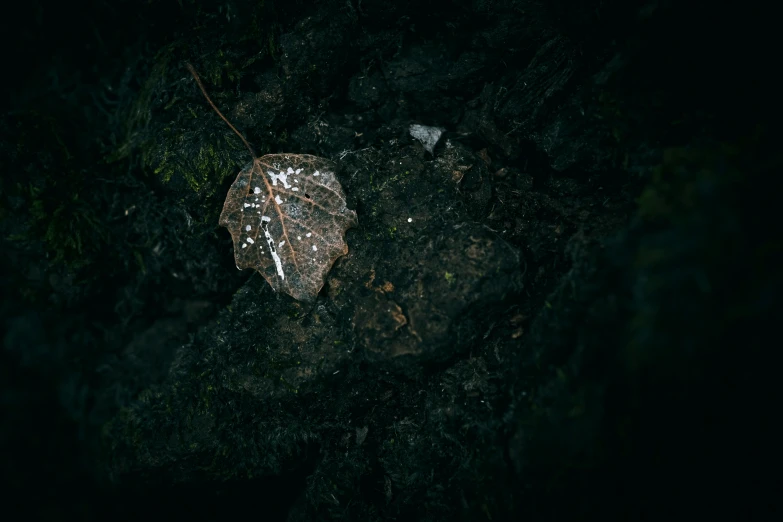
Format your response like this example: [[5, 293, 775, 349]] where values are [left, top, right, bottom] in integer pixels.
[[186, 62, 357, 301], [220, 154, 357, 301]]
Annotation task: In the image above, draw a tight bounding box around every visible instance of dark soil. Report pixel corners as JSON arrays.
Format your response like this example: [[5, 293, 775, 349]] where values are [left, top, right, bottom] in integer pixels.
[[1, 1, 779, 521]]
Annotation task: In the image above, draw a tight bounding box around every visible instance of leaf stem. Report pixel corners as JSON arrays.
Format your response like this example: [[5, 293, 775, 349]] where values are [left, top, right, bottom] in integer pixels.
[[185, 62, 256, 158]]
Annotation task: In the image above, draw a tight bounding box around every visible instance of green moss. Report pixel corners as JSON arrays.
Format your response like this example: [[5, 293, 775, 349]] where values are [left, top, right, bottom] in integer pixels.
[[267, 32, 278, 59], [133, 250, 146, 274], [371, 171, 408, 193], [111, 39, 270, 199], [4, 113, 108, 270], [199, 49, 243, 88], [278, 375, 298, 393], [108, 43, 181, 164], [42, 198, 106, 266], [144, 128, 246, 198], [200, 386, 212, 413]]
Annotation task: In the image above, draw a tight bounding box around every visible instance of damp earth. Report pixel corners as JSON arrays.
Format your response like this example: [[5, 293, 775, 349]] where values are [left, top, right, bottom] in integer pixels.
[[1, 1, 778, 521]]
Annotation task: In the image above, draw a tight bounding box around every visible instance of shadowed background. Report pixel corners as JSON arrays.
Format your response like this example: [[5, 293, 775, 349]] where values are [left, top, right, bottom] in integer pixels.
[[1, 1, 779, 520]]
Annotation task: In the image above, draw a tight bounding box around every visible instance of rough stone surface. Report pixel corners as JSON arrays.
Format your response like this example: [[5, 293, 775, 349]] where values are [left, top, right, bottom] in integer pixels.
[[1, 1, 778, 521]]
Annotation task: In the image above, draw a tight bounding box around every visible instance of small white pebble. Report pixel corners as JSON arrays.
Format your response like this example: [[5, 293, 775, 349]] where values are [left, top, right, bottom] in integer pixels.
[[275, 195, 283, 204], [241, 243, 247, 249], [279, 241, 285, 248], [407, 217, 412, 223], [292, 187, 299, 191], [246, 225, 251, 231], [297, 236, 301, 240], [246, 237, 254, 244], [306, 233, 312, 238], [254, 187, 261, 194], [244, 203, 251, 208], [312, 245, 317, 251], [313, 170, 320, 177]]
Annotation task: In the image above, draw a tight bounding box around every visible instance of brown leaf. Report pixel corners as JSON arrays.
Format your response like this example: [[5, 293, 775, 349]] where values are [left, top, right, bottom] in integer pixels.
[[219, 153, 358, 301], [184, 63, 358, 302]]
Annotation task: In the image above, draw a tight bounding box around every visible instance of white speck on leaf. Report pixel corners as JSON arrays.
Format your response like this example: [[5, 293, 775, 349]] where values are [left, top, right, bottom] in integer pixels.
[[262, 225, 285, 280], [267, 170, 292, 189]]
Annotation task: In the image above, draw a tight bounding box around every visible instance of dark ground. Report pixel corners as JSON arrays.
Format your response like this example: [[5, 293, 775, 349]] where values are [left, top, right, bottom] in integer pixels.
[[1, 1, 779, 521]]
